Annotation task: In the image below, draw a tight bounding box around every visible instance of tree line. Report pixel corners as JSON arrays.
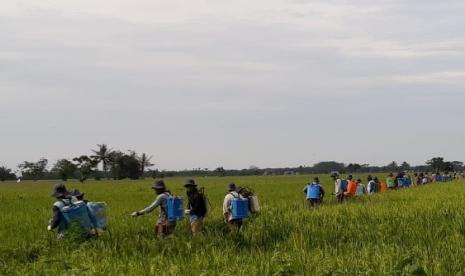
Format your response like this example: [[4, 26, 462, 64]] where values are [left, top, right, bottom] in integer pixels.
[[0, 144, 154, 182], [0, 150, 463, 182], [156, 158, 463, 178]]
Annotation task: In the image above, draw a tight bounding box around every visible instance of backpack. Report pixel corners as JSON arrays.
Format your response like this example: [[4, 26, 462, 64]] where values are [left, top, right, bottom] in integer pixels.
[[165, 192, 184, 222], [306, 183, 321, 199], [355, 184, 366, 196], [340, 180, 348, 192], [54, 199, 94, 234], [238, 187, 260, 214], [230, 192, 249, 219], [86, 202, 108, 230], [386, 178, 395, 188]]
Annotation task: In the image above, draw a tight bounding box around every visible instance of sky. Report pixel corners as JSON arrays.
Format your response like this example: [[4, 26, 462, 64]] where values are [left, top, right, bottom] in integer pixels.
[[1, 0, 465, 171]]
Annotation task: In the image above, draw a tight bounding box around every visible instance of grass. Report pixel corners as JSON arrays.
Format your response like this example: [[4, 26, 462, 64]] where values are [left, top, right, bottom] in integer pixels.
[[1, 175, 465, 275]]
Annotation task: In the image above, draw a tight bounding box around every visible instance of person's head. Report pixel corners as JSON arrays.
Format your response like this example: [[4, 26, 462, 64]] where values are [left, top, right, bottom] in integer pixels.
[[51, 183, 69, 199], [373, 176, 379, 182], [152, 180, 167, 194], [228, 183, 237, 192], [356, 178, 362, 184], [313, 177, 319, 183], [388, 173, 394, 177], [184, 179, 197, 192], [72, 189, 85, 200], [367, 175, 373, 181], [347, 175, 353, 180], [330, 173, 338, 180]]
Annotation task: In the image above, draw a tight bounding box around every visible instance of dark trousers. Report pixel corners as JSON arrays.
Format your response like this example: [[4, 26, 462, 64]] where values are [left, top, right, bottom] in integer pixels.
[[308, 198, 322, 208]]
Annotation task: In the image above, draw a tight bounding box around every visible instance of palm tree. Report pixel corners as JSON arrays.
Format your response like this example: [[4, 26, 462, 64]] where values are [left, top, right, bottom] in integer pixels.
[[139, 153, 154, 178], [91, 144, 113, 179]]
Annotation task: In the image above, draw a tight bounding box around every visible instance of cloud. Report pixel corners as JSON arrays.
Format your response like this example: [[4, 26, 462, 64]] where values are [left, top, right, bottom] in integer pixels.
[[0, 0, 465, 169]]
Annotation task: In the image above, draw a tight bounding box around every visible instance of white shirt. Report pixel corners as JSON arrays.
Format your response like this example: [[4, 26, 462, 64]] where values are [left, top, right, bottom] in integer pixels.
[[223, 191, 241, 221], [334, 179, 342, 195]]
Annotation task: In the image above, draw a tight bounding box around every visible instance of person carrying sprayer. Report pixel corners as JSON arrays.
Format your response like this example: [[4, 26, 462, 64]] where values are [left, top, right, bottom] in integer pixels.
[[303, 177, 325, 208], [184, 179, 208, 236], [386, 173, 396, 190], [355, 178, 367, 196], [223, 183, 246, 234], [48, 183, 78, 237], [47, 183, 105, 238], [367, 176, 378, 194], [344, 175, 357, 198], [331, 173, 344, 203], [131, 180, 177, 238]]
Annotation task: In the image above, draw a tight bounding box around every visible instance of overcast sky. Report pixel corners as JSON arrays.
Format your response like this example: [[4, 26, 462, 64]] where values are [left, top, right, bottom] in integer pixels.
[[1, 0, 464, 171]]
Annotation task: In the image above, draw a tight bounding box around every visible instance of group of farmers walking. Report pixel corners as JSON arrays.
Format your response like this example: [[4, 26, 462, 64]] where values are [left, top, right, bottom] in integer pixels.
[[48, 171, 459, 239], [47, 179, 254, 239], [303, 172, 459, 208]]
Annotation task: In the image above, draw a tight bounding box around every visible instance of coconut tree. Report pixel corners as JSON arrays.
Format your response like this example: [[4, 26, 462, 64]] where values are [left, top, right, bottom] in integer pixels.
[[91, 144, 113, 179], [138, 153, 154, 178]]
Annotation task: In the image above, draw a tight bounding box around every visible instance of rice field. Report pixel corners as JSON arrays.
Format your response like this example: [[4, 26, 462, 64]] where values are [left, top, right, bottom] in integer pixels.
[[1, 175, 465, 275]]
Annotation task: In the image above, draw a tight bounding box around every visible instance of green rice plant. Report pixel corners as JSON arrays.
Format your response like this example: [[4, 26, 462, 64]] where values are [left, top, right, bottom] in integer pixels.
[[0, 175, 464, 275]]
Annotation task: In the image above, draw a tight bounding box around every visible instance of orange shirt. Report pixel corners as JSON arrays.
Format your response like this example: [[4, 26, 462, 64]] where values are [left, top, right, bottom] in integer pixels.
[[347, 180, 357, 195]]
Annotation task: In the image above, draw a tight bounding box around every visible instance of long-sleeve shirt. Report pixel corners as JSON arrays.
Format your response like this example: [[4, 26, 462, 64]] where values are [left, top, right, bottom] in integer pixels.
[[223, 191, 241, 222], [334, 179, 342, 195], [50, 206, 62, 230], [138, 192, 172, 224], [187, 191, 207, 218]]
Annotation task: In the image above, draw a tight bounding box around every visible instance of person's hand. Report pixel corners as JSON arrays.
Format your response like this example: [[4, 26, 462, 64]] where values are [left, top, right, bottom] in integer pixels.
[[47, 225, 52, 231], [130, 211, 139, 217], [184, 209, 191, 215]]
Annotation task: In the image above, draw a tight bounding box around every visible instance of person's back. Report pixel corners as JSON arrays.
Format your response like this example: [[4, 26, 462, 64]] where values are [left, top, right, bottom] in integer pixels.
[[304, 178, 325, 208], [332, 175, 344, 203], [355, 183, 366, 196], [185, 179, 207, 235], [386, 174, 396, 189], [223, 183, 245, 234], [367, 180, 375, 194], [346, 180, 357, 196]]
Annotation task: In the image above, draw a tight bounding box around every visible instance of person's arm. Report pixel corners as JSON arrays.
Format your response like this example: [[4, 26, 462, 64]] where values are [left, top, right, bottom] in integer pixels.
[[303, 186, 307, 195], [49, 206, 61, 230], [320, 185, 325, 197], [134, 195, 163, 216], [223, 195, 231, 221]]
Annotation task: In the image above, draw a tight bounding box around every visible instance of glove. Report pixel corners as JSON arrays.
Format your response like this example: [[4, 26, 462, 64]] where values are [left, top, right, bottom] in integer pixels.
[[47, 225, 52, 231], [130, 211, 139, 217]]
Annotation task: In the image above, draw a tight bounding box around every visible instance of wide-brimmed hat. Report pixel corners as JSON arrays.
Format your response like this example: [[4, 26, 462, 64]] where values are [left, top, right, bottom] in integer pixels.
[[152, 180, 166, 190], [72, 189, 85, 198], [51, 183, 69, 198], [184, 179, 197, 188], [228, 183, 237, 192]]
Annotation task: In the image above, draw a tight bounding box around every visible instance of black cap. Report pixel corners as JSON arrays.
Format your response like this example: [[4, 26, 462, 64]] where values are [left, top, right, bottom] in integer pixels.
[[52, 183, 69, 198], [313, 177, 319, 182]]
